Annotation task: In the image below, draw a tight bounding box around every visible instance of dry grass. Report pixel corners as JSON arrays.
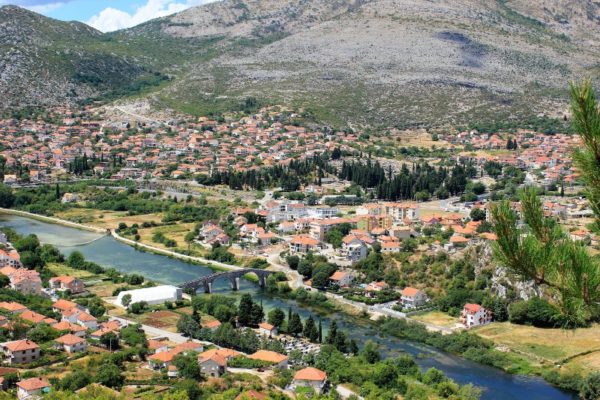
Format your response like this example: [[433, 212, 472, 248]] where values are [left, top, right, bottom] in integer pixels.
[[475, 322, 600, 364], [88, 281, 129, 298], [137, 222, 196, 250], [46, 263, 97, 279], [410, 311, 460, 328], [390, 129, 451, 149], [56, 208, 163, 230]]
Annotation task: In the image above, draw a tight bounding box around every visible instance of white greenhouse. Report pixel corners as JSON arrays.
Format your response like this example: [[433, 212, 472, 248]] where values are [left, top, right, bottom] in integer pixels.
[[116, 285, 182, 307]]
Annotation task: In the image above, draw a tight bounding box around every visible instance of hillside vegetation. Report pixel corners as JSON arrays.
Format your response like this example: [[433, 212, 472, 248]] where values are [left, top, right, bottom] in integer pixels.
[[2, 0, 600, 128]]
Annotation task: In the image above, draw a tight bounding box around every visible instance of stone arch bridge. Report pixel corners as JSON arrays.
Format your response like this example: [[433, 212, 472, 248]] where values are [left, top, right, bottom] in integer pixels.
[[178, 269, 276, 293]]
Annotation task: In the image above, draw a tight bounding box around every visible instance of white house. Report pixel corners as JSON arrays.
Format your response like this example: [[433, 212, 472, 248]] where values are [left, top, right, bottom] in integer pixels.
[[329, 270, 353, 287], [258, 322, 277, 337], [54, 334, 87, 353], [460, 303, 492, 328], [340, 235, 368, 263]]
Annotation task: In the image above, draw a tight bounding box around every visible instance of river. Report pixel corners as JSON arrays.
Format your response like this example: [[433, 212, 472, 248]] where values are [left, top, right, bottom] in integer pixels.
[[0, 214, 577, 400]]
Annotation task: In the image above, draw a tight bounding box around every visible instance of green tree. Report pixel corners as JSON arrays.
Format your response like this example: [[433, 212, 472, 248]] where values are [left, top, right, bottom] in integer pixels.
[[95, 363, 123, 388], [173, 353, 201, 380], [58, 371, 92, 391], [268, 308, 285, 328], [120, 294, 132, 308], [0, 184, 14, 208], [287, 312, 303, 336], [580, 372, 600, 400], [470, 208, 486, 221], [100, 332, 120, 351], [129, 301, 148, 314], [66, 251, 85, 269], [493, 81, 600, 326], [177, 314, 201, 338], [492, 187, 599, 326], [238, 294, 254, 326], [120, 324, 147, 347], [361, 340, 380, 363], [302, 315, 319, 342], [184, 231, 196, 252]]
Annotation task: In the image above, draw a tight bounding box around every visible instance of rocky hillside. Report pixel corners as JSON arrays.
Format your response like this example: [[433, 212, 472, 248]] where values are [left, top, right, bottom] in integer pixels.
[[3, 1, 600, 128], [0, 5, 181, 109]]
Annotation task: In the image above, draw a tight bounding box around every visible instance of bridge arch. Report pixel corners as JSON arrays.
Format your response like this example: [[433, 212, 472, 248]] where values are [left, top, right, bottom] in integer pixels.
[[179, 269, 276, 294]]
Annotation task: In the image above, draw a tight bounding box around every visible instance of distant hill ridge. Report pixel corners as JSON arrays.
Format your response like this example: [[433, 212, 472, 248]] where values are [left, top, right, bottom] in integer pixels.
[[2, 0, 600, 128]]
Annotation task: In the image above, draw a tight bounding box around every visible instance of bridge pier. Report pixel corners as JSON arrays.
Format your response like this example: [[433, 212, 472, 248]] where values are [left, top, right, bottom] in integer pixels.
[[203, 281, 212, 294], [229, 277, 240, 291], [258, 274, 267, 288]]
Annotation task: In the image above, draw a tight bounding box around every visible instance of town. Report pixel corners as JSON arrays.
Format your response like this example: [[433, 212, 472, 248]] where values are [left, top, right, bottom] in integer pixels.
[[0, 93, 597, 400]]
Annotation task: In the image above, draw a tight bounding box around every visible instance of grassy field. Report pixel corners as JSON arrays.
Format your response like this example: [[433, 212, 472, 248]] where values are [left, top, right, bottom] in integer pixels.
[[46, 263, 98, 279], [410, 311, 460, 328], [88, 280, 130, 298], [137, 222, 197, 251], [475, 322, 600, 370]]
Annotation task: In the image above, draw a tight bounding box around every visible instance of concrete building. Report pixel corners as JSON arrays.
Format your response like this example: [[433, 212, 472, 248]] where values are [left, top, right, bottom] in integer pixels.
[[49, 276, 85, 294], [17, 378, 50, 400], [54, 334, 87, 353], [248, 350, 288, 369], [2, 340, 40, 364], [292, 367, 327, 394], [400, 287, 428, 309], [461, 303, 492, 328]]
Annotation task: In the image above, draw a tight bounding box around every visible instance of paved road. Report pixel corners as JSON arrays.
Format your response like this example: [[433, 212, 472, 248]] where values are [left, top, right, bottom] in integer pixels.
[[336, 385, 363, 399]]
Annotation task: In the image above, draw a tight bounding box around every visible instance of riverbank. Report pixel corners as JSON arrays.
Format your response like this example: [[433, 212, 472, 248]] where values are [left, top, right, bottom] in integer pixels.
[[0, 212, 579, 399], [110, 229, 240, 273], [0, 207, 107, 234]]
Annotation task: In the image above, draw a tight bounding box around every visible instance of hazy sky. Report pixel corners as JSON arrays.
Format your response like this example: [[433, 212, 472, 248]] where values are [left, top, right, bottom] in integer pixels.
[[0, 0, 217, 32]]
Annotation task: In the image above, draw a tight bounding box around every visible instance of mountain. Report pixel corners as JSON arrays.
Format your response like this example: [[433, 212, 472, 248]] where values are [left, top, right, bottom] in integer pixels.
[[2, 1, 600, 129]]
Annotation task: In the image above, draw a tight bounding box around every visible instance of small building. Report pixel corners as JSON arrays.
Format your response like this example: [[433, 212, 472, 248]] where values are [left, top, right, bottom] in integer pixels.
[[148, 339, 169, 354], [400, 287, 428, 309], [52, 299, 83, 314], [329, 271, 353, 287], [292, 367, 328, 394], [54, 334, 87, 353], [115, 285, 182, 307], [340, 235, 368, 263], [51, 321, 87, 338], [17, 377, 50, 400], [49, 276, 85, 294], [167, 365, 179, 378], [1, 340, 40, 364], [258, 322, 277, 337], [248, 350, 288, 369], [198, 352, 227, 377], [203, 320, 222, 331], [62, 309, 98, 330], [289, 235, 320, 255], [460, 303, 492, 328], [0, 302, 27, 314], [8, 269, 42, 295]]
